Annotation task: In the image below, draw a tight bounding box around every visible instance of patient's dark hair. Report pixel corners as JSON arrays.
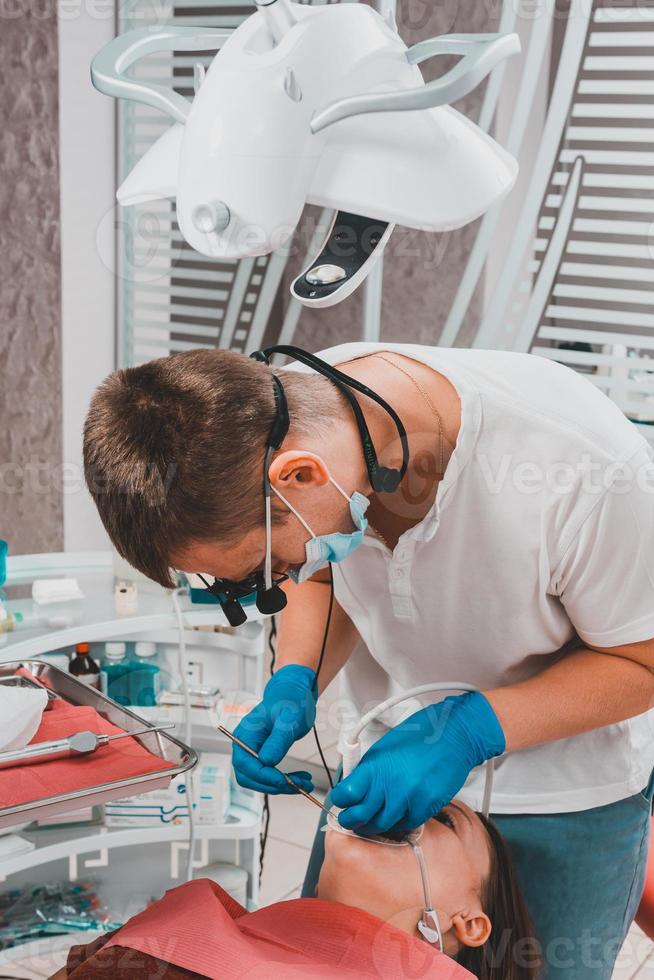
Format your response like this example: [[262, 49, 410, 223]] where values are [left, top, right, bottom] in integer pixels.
[[456, 814, 540, 980]]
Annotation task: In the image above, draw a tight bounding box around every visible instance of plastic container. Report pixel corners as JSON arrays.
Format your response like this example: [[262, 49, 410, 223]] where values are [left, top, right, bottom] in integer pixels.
[[114, 580, 138, 616], [0, 602, 45, 634], [69, 643, 100, 689], [130, 642, 161, 707], [99, 642, 132, 706]]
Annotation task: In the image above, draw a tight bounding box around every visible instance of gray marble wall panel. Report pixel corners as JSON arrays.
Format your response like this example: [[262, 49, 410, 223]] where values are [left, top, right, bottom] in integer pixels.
[[0, 2, 63, 555]]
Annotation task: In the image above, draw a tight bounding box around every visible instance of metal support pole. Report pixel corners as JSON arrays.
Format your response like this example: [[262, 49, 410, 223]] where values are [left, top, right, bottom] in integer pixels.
[[361, 0, 397, 343], [362, 255, 384, 343]]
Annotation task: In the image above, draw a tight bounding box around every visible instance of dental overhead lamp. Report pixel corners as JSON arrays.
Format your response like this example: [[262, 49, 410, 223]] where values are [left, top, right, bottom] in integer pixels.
[[91, 0, 520, 308]]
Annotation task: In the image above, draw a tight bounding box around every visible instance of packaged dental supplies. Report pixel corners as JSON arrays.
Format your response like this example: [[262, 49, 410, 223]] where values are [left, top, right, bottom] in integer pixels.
[[32, 578, 84, 605], [104, 752, 231, 827], [31, 578, 85, 629], [158, 685, 220, 709], [0, 881, 121, 949], [217, 691, 259, 733], [36, 805, 101, 828]]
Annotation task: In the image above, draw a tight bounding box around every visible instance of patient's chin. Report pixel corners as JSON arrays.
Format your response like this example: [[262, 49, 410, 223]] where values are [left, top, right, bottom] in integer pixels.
[[319, 827, 370, 900], [323, 823, 357, 864]]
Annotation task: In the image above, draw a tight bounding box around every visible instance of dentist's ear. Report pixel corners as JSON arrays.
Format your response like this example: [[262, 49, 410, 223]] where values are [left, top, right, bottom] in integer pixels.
[[452, 910, 492, 948], [268, 450, 331, 489]]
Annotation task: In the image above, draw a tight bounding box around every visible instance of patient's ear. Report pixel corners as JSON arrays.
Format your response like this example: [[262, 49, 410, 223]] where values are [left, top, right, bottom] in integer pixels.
[[452, 910, 492, 948]]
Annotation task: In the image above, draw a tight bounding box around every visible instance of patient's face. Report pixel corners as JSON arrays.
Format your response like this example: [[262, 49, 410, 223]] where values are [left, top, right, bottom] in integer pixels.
[[317, 800, 491, 954]]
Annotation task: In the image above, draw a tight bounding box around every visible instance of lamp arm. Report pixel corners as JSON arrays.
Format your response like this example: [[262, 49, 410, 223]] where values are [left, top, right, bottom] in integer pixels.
[[91, 26, 232, 124], [310, 32, 521, 134]]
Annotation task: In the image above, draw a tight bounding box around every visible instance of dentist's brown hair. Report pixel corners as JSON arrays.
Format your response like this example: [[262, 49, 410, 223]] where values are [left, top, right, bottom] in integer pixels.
[[83, 348, 343, 588]]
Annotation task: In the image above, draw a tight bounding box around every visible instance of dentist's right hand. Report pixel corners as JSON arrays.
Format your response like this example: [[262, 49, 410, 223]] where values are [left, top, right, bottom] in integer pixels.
[[231, 664, 318, 795]]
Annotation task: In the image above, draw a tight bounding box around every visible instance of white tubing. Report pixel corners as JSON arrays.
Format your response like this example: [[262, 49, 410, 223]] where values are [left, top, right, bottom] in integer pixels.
[[342, 682, 496, 818], [171, 587, 197, 881]]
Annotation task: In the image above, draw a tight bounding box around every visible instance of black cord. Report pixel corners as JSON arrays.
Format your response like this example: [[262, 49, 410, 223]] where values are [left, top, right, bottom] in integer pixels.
[[268, 615, 277, 672], [259, 793, 270, 887], [259, 570, 335, 885], [258, 615, 278, 886], [311, 564, 335, 791]]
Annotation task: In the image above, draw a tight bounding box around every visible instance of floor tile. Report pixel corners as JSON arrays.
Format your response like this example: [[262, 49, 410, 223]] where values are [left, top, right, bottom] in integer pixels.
[[259, 835, 310, 907], [613, 925, 654, 979], [280, 885, 302, 901], [267, 792, 325, 849]]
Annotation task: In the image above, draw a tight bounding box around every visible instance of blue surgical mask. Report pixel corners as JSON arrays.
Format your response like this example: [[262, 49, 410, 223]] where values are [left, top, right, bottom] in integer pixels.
[[272, 475, 369, 585]]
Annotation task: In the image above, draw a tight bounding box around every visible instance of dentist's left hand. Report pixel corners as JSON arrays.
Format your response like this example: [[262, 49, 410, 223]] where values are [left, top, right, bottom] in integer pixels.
[[330, 692, 506, 836], [232, 664, 318, 795]]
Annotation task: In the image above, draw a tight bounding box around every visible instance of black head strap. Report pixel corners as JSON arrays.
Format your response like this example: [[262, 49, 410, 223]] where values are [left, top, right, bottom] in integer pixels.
[[251, 345, 409, 494]]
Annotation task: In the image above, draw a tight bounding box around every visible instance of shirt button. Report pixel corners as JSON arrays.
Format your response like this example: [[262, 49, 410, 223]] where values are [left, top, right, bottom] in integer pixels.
[[393, 568, 405, 578]]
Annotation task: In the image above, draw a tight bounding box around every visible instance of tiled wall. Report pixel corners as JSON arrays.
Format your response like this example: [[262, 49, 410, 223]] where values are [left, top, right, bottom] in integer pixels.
[[0, 0, 63, 554]]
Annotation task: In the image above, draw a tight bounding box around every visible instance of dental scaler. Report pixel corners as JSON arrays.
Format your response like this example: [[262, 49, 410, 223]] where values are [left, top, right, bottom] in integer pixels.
[[0, 723, 175, 770]]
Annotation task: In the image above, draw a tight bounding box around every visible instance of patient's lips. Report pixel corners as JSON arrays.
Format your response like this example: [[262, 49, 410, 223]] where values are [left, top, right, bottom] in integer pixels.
[[323, 809, 424, 846]]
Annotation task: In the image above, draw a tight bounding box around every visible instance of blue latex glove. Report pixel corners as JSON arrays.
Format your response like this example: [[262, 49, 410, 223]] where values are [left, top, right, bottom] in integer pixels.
[[330, 692, 505, 836], [232, 664, 318, 795]]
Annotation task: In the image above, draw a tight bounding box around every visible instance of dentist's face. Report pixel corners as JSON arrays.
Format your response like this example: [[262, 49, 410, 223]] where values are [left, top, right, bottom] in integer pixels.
[[171, 451, 365, 583]]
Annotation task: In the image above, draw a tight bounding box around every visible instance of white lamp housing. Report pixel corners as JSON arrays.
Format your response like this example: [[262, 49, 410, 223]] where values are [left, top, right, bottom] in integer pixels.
[[91, 1, 520, 306]]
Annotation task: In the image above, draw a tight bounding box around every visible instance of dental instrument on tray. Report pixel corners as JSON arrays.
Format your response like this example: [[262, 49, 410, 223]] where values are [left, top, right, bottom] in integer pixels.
[[90, 0, 520, 308], [0, 723, 176, 770], [218, 724, 332, 816]]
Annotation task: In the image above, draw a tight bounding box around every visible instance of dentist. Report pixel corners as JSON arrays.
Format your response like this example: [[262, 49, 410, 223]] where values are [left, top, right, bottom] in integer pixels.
[[84, 341, 654, 979]]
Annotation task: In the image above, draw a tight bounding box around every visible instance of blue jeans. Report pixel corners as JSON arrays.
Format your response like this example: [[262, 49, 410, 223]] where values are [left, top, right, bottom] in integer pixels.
[[302, 767, 654, 979]]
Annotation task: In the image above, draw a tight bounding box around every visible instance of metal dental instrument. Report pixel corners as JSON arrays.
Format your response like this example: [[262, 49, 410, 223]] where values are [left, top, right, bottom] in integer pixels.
[[217, 724, 332, 816], [0, 723, 176, 770]]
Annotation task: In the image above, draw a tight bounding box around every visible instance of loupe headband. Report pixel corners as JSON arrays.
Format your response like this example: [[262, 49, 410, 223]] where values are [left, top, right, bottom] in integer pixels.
[[251, 345, 409, 494]]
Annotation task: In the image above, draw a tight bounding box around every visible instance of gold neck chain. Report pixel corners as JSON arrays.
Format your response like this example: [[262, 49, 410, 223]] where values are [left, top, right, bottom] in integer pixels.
[[370, 353, 445, 478]]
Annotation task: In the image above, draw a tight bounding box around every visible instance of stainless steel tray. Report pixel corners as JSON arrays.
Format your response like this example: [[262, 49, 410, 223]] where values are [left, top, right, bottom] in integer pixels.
[[0, 660, 197, 829]]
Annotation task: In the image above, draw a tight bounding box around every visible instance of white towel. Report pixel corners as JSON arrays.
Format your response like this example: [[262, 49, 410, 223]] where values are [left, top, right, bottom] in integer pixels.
[[0, 687, 48, 752]]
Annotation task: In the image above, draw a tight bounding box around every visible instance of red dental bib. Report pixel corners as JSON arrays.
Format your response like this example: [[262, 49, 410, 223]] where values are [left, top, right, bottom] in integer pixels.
[[104, 879, 474, 979]]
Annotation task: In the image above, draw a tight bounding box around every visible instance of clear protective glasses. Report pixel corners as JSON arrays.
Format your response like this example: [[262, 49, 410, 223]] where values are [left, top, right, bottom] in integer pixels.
[[322, 811, 443, 951]]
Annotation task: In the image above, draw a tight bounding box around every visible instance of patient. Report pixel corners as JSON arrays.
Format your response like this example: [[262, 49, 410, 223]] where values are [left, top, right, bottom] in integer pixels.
[[50, 801, 538, 979], [320, 801, 539, 979]]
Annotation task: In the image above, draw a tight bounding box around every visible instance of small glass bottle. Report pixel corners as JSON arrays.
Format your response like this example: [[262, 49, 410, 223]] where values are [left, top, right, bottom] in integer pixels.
[[131, 641, 161, 707], [100, 641, 131, 705], [69, 643, 100, 688]]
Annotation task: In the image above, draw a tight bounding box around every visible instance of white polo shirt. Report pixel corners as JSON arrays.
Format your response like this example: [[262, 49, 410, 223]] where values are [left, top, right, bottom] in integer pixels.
[[290, 342, 654, 814]]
